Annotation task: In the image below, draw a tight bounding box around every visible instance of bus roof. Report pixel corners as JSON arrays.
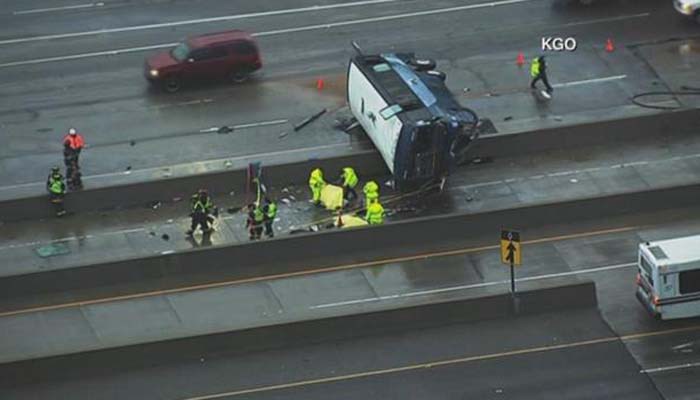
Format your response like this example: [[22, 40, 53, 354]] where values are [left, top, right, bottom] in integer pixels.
[[641, 235, 700, 267]]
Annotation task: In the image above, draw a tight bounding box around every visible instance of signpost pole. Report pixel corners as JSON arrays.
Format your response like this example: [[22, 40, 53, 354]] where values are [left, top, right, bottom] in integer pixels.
[[510, 258, 515, 294]]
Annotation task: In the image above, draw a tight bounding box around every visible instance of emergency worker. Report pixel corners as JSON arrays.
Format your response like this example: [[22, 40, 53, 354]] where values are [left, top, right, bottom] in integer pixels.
[[187, 189, 214, 236], [363, 180, 380, 206], [365, 200, 384, 225], [262, 197, 277, 238], [308, 168, 326, 206], [63, 128, 85, 168], [46, 167, 67, 217], [246, 202, 265, 240], [530, 56, 553, 94], [337, 167, 359, 204]]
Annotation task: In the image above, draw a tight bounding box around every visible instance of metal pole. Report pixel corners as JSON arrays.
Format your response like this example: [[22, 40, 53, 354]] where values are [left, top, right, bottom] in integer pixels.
[[510, 261, 515, 294]]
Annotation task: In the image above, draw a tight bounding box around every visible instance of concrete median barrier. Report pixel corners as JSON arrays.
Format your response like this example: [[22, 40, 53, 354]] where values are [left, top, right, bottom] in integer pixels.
[[1, 107, 698, 222], [0, 279, 597, 385], [2, 181, 699, 312]]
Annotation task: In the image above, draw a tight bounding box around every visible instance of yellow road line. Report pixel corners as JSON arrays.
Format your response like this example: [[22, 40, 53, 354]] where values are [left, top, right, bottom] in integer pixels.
[[181, 325, 700, 400], [0, 226, 636, 318]]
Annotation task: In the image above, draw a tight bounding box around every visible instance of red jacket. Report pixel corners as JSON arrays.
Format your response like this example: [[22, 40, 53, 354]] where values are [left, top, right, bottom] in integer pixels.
[[63, 134, 85, 150]]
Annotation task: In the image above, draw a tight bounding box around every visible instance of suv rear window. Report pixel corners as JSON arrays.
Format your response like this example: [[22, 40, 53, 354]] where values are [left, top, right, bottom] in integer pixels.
[[190, 46, 227, 61]]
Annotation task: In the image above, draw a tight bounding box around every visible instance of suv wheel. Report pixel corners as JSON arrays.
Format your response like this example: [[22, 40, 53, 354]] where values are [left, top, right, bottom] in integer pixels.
[[163, 76, 181, 93], [409, 58, 436, 71], [230, 69, 250, 84]]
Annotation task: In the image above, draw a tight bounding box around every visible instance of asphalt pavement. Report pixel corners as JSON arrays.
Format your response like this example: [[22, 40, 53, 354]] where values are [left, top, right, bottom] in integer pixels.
[[0, 0, 698, 185]]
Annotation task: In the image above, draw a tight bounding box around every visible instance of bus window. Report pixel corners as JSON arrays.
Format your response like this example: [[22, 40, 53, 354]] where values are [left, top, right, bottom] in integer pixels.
[[679, 269, 700, 294]]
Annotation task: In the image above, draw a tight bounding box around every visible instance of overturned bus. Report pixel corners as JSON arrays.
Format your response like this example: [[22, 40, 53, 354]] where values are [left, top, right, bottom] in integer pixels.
[[347, 48, 479, 191]]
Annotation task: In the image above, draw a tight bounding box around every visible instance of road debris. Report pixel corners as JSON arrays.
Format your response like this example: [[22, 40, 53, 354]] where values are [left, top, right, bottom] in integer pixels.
[[293, 108, 327, 131]]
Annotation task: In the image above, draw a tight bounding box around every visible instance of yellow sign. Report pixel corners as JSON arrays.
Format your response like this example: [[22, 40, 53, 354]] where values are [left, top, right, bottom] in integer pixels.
[[500, 230, 521, 266]]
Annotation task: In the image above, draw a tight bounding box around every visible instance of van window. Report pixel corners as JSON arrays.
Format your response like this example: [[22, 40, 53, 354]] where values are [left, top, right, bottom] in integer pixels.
[[679, 269, 700, 294], [230, 41, 256, 55], [640, 254, 654, 287]]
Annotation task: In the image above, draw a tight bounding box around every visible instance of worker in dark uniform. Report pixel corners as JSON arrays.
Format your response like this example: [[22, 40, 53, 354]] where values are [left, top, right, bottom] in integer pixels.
[[186, 189, 214, 236], [262, 197, 277, 238], [246, 202, 265, 240], [46, 167, 67, 217], [530, 56, 553, 95], [66, 157, 83, 191]]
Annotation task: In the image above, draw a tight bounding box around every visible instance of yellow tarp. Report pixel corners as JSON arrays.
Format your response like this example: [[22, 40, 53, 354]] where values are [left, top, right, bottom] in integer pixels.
[[336, 215, 368, 228], [320, 184, 344, 211]]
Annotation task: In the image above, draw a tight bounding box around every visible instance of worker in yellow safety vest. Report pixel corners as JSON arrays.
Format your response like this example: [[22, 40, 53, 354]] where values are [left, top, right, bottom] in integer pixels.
[[308, 168, 326, 206], [338, 167, 359, 204], [363, 180, 379, 206], [365, 201, 384, 225]]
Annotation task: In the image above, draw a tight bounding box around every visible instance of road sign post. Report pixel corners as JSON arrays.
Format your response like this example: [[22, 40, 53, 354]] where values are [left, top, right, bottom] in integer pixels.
[[500, 230, 521, 295]]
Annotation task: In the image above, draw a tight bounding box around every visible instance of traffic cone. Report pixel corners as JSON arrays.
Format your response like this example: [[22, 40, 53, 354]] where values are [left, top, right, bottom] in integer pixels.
[[516, 52, 525, 67], [605, 38, 614, 53], [316, 77, 325, 91]]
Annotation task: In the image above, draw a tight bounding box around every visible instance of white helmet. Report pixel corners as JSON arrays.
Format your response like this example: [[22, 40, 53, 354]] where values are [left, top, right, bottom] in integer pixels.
[[68, 128, 77, 135]]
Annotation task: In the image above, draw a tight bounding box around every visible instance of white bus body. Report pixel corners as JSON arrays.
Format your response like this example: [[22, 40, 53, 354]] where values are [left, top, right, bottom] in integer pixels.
[[636, 235, 700, 320]]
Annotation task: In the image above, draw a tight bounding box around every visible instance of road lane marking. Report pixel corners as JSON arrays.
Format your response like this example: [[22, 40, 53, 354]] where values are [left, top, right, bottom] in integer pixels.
[[0, 0, 538, 68], [553, 75, 627, 89], [179, 325, 700, 400], [563, 12, 650, 27], [641, 362, 700, 374], [0, 226, 636, 318], [311, 262, 637, 309], [12, 2, 104, 15], [0, 227, 144, 251], [0, 0, 398, 45]]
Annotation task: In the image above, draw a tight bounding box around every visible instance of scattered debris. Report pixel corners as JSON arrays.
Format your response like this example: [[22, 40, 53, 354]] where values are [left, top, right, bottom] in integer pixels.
[[281, 198, 292, 205], [229, 191, 236, 196], [570, 178, 578, 183], [465, 196, 474, 202], [288, 194, 296, 201], [150, 201, 161, 209], [224, 160, 233, 168], [463, 87, 470, 93], [130, 140, 136, 146], [278, 131, 289, 139], [172, 197, 182, 202], [35, 243, 71, 258], [293, 108, 327, 132], [217, 125, 234, 134], [161, 234, 170, 241], [553, 116, 563, 121], [166, 219, 174, 224], [227, 206, 242, 214], [281, 187, 290, 193], [149, 231, 156, 236], [503, 116, 513, 121]]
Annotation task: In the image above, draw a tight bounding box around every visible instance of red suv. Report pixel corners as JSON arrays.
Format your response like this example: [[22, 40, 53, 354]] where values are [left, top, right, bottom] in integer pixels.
[[145, 30, 262, 92]]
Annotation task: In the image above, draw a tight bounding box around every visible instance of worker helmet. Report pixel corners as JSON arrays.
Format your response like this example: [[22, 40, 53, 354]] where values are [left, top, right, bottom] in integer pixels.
[[51, 166, 60, 172], [68, 128, 77, 135]]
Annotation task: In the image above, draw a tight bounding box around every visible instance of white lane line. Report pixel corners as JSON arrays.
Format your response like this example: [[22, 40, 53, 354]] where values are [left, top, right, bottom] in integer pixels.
[[641, 362, 700, 374], [553, 75, 627, 89], [0, 0, 397, 45], [12, 2, 104, 15], [0, 0, 538, 68], [0, 43, 177, 68], [311, 262, 637, 309], [253, 0, 535, 37], [564, 12, 649, 27]]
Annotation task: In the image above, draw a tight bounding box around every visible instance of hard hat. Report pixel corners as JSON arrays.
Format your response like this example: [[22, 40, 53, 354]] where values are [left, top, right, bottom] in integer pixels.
[[69, 128, 77, 135], [51, 166, 60, 172]]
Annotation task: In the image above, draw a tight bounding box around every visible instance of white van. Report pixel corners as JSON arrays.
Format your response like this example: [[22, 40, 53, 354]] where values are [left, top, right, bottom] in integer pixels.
[[636, 236, 700, 320]]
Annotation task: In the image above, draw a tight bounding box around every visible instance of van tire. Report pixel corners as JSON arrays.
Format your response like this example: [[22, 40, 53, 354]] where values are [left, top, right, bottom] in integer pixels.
[[426, 70, 447, 81], [163, 76, 181, 93], [230, 69, 250, 84], [409, 58, 436, 71]]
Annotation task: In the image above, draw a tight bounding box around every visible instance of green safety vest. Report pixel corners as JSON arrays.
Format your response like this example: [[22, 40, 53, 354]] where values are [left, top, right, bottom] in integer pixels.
[[48, 175, 64, 195], [342, 167, 358, 188], [530, 58, 540, 77], [192, 197, 212, 213], [363, 181, 379, 195], [265, 202, 277, 219], [366, 203, 384, 225], [253, 207, 265, 223]]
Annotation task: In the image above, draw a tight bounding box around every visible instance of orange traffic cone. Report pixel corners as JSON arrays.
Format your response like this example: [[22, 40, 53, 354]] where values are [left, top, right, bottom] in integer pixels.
[[605, 38, 614, 53], [316, 77, 325, 90], [516, 52, 525, 67]]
